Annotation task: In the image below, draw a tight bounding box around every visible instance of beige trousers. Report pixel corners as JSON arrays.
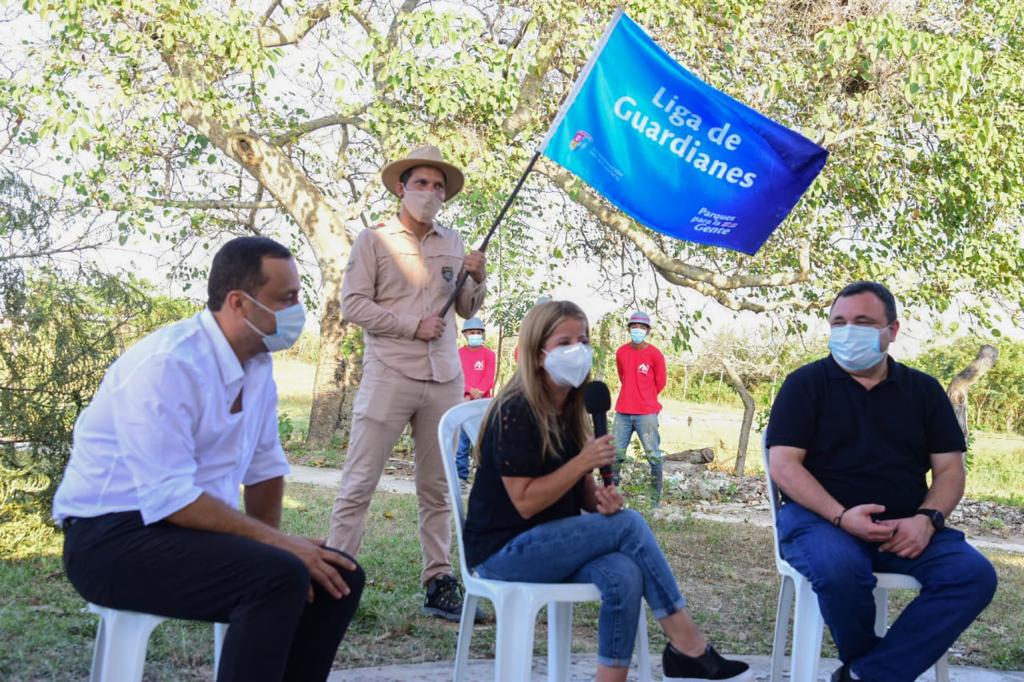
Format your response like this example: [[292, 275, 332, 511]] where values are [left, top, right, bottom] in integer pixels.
[[327, 357, 462, 585]]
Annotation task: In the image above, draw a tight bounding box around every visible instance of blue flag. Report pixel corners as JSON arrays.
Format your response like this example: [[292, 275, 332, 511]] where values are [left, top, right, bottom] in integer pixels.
[[541, 11, 828, 255]]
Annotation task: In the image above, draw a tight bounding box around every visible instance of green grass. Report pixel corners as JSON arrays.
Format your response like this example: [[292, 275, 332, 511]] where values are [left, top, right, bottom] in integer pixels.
[[275, 360, 1024, 507], [3, 484, 1023, 680]]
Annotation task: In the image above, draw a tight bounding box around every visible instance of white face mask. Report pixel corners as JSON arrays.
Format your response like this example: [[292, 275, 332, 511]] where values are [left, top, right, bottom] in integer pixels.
[[829, 324, 888, 372], [543, 343, 594, 388], [401, 187, 443, 224], [243, 293, 306, 353]]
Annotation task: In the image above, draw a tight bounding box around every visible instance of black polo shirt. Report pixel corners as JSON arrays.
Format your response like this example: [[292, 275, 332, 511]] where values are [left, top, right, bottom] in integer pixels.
[[765, 355, 966, 520]]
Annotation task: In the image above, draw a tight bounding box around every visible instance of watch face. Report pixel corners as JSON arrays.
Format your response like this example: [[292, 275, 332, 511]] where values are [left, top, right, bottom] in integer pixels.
[[920, 509, 944, 530]]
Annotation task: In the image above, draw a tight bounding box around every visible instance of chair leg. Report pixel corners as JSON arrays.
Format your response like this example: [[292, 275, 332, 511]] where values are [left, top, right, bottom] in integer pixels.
[[213, 622, 228, 680], [872, 587, 889, 638], [91, 611, 163, 682], [934, 652, 950, 682], [634, 607, 652, 682], [790, 578, 824, 682], [453, 593, 479, 682], [771, 576, 795, 682], [493, 594, 537, 682], [547, 602, 573, 682], [89, 616, 107, 682]]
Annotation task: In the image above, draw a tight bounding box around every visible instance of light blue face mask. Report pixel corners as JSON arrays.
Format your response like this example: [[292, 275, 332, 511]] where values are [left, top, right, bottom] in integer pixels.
[[630, 328, 648, 344], [244, 293, 306, 353], [466, 333, 485, 348], [829, 324, 887, 372]]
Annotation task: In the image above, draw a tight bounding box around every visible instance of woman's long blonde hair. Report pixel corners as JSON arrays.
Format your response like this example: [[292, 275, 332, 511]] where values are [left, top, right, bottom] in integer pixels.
[[477, 300, 592, 461]]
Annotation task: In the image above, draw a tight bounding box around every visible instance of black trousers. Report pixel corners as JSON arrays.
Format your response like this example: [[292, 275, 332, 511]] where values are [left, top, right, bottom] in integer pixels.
[[63, 512, 364, 682]]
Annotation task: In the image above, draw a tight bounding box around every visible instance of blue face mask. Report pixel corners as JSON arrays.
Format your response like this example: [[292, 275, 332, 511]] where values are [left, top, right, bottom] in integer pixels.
[[244, 293, 306, 353], [829, 324, 887, 372], [466, 333, 484, 348], [629, 328, 648, 344]]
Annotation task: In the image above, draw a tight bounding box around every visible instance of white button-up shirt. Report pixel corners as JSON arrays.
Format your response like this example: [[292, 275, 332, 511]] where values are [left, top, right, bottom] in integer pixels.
[[52, 309, 290, 525]]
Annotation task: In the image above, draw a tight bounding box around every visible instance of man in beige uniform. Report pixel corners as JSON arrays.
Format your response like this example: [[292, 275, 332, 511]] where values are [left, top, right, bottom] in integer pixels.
[[328, 145, 486, 620]]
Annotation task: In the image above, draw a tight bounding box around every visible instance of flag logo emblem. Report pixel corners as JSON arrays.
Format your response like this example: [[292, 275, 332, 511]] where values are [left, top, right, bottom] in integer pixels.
[[570, 130, 592, 151]]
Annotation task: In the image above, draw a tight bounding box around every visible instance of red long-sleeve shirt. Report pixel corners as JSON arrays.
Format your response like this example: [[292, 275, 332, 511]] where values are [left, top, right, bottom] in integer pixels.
[[459, 346, 496, 398], [614, 343, 666, 414]]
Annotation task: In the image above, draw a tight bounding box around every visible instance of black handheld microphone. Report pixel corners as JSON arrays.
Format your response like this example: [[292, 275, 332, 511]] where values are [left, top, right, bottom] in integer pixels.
[[582, 381, 614, 487]]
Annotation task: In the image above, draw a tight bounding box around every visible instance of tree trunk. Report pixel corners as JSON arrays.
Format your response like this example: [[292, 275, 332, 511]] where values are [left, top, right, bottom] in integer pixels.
[[947, 345, 998, 438], [306, 274, 363, 449], [721, 357, 755, 476]]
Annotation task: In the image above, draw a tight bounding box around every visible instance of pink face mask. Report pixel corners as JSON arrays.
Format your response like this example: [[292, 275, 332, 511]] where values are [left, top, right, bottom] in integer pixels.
[[401, 188, 443, 224]]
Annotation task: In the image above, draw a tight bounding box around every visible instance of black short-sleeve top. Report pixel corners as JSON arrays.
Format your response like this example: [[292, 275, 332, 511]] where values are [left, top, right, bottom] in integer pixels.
[[462, 394, 585, 569], [765, 355, 966, 520]]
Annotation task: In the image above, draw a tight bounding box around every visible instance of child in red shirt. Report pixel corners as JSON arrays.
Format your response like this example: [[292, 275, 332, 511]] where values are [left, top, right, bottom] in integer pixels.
[[457, 317, 495, 483], [613, 311, 667, 504]]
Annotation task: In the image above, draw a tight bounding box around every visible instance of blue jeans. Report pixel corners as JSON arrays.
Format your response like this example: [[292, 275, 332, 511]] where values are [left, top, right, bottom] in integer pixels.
[[475, 510, 686, 667], [455, 428, 472, 481], [778, 502, 997, 681], [613, 413, 663, 502]]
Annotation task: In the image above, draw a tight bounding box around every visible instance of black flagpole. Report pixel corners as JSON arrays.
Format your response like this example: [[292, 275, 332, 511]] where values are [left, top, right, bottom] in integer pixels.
[[438, 150, 542, 318]]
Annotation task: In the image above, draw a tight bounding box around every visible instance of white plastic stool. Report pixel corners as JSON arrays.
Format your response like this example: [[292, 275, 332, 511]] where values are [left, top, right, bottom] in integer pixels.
[[87, 603, 228, 682]]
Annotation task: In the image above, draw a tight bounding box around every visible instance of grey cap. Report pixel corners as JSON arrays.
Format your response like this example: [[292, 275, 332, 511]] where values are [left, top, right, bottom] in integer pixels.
[[463, 317, 485, 332]]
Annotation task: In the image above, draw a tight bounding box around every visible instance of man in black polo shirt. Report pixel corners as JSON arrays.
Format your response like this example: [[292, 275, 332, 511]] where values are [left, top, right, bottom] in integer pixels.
[[766, 281, 997, 682]]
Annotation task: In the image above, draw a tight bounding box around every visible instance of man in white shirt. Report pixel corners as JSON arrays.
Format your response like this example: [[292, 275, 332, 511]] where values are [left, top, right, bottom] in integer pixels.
[[52, 237, 363, 682]]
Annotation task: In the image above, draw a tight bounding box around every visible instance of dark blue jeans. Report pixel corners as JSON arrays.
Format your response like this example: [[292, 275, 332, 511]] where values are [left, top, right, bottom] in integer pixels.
[[475, 510, 686, 667], [778, 503, 997, 681], [455, 428, 472, 481]]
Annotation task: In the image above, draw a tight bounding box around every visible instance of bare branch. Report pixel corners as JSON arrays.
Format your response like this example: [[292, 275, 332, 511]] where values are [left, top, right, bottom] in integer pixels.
[[118, 197, 280, 211], [259, 2, 334, 48], [246, 185, 265, 233], [947, 344, 999, 436], [0, 243, 102, 262], [260, 0, 283, 25], [271, 112, 366, 146]]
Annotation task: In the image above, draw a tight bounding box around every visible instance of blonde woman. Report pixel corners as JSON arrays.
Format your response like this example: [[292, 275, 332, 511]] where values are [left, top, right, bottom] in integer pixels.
[[463, 301, 750, 682]]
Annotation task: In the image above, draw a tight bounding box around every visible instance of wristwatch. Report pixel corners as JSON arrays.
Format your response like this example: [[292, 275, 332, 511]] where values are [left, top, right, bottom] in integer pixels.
[[915, 508, 945, 530]]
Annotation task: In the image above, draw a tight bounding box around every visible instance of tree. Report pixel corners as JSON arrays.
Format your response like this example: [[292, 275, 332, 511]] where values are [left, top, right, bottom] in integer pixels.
[[8, 0, 1022, 453], [1, 172, 195, 517], [547, 1, 1024, 334], [7, 0, 557, 447]]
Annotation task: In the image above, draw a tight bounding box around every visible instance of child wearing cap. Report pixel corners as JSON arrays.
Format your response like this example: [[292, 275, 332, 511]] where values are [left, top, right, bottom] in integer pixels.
[[457, 317, 496, 485]]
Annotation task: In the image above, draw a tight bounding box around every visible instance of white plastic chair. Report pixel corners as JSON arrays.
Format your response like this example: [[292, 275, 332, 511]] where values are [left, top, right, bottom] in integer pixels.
[[86, 603, 228, 681], [761, 442, 950, 682], [438, 399, 653, 682]]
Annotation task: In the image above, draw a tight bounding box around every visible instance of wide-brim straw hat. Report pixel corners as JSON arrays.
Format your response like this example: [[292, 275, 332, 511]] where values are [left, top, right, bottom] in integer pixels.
[[380, 144, 465, 201]]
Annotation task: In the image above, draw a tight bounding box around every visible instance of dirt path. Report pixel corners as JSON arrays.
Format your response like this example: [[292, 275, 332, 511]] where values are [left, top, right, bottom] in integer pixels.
[[287, 464, 1024, 554]]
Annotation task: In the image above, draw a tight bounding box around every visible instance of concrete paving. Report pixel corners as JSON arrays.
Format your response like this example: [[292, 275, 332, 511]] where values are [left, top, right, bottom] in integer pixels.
[[327, 654, 1024, 681]]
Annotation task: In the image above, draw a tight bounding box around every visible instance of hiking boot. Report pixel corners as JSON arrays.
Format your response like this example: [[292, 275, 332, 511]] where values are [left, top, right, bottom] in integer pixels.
[[422, 574, 483, 623], [662, 643, 752, 681]]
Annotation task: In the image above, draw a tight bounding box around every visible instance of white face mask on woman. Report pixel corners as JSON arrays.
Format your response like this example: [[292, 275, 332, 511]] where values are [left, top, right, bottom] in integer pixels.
[[401, 187, 443, 224], [543, 343, 594, 388]]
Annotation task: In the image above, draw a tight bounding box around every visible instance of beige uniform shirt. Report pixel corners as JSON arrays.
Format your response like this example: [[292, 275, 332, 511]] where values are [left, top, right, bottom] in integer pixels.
[[342, 215, 486, 383]]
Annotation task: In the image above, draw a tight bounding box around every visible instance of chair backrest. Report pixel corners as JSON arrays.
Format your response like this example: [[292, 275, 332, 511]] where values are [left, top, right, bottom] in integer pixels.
[[437, 398, 493, 581], [761, 434, 788, 569]]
